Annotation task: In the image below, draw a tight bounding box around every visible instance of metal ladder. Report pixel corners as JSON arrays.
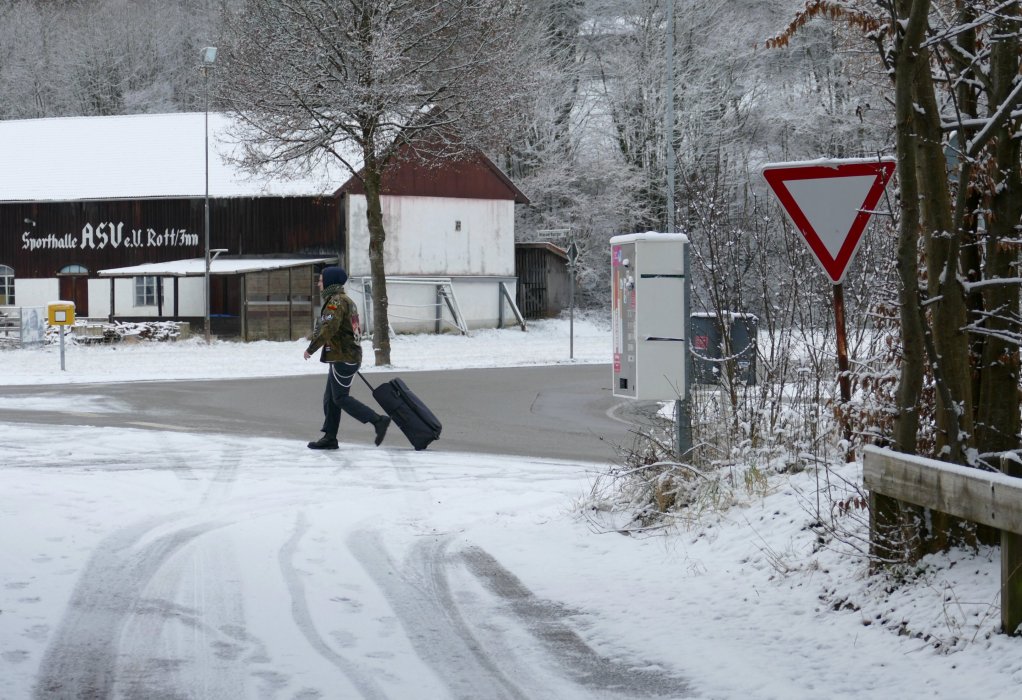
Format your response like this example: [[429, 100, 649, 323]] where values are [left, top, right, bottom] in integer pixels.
[[435, 280, 469, 335]]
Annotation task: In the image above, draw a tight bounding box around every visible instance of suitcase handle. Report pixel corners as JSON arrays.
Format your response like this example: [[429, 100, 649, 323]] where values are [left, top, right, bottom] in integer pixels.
[[357, 371, 375, 391]]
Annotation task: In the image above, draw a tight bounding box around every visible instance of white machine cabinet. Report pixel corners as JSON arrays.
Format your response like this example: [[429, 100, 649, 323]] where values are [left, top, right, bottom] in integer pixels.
[[610, 232, 688, 400]]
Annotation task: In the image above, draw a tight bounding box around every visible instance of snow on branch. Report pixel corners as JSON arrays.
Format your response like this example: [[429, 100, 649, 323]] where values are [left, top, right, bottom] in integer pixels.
[[941, 109, 1022, 132], [961, 276, 1022, 292], [966, 77, 1022, 157], [922, 0, 1021, 50]]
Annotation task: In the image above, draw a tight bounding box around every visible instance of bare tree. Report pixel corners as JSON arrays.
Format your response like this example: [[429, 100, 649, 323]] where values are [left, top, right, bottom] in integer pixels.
[[218, 0, 532, 365]]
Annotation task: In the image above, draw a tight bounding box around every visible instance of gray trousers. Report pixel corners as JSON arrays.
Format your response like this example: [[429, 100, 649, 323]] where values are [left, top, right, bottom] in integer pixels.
[[320, 361, 379, 436]]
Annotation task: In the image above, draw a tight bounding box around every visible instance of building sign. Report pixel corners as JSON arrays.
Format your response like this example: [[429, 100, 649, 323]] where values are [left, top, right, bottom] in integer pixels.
[[21, 222, 199, 252]]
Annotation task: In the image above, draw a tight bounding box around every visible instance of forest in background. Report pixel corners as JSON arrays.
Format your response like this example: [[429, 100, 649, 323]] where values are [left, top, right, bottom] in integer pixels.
[[0, 0, 892, 310]]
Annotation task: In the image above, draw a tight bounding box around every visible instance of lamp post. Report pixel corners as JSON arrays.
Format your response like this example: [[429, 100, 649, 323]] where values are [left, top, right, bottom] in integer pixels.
[[201, 46, 217, 343]]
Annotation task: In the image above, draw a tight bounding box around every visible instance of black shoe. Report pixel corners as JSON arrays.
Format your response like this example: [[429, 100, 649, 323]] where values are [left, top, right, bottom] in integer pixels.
[[308, 435, 339, 450], [373, 416, 391, 446]]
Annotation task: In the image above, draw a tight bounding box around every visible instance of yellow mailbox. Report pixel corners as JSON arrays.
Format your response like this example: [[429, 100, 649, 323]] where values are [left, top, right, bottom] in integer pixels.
[[47, 301, 76, 326]]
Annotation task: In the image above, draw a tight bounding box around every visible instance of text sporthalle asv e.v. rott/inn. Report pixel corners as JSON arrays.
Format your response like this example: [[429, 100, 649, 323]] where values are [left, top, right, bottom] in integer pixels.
[[21, 221, 198, 252]]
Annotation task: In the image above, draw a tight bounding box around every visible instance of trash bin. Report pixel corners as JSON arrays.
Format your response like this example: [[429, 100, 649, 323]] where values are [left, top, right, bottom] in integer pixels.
[[689, 312, 757, 386], [729, 313, 758, 386], [690, 313, 723, 385]]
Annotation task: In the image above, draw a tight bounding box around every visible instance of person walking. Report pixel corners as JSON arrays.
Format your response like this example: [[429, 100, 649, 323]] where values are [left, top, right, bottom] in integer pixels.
[[304, 266, 390, 449]]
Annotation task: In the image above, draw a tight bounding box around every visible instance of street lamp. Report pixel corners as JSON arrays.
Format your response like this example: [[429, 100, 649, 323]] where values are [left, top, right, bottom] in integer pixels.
[[201, 46, 217, 343]]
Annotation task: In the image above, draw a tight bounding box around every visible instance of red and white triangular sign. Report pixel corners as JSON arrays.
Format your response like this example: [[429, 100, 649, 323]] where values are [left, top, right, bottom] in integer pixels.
[[762, 158, 896, 284]]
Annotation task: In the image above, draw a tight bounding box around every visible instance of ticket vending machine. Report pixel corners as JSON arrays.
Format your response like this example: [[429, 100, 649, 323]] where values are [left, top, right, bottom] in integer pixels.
[[611, 232, 688, 400]]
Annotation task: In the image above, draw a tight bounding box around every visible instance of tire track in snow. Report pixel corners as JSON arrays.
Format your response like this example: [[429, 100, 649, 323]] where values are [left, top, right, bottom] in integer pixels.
[[278, 512, 388, 700], [32, 447, 249, 699], [348, 530, 531, 700], [115, 523, 252, 700], [32, 516, 221, 699], [460, 546, 691, 698]]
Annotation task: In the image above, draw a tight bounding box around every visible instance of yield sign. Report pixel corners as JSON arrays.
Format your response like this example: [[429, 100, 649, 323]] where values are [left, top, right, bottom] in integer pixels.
[[762, 158, 896, 284]]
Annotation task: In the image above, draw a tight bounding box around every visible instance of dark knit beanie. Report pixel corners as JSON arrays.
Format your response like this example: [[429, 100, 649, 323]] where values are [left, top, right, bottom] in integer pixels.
[[321, 266, 348, 287]]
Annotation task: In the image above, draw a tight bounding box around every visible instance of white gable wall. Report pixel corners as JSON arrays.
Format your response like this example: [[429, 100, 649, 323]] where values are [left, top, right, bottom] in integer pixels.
[[12, 279, 59, 309], [345, 194, 515, 278], [343, 193, 520, 332]]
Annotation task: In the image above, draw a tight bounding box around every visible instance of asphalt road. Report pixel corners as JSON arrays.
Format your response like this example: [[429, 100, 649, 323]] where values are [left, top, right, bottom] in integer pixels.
[[0, 364, 662, 464]]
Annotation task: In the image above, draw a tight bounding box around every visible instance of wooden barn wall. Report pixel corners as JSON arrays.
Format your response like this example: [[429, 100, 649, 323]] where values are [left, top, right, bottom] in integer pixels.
[[243, 265, 317, 341], [1, 195, 342, 277], [516, 246, 550, 319], [515, 246, 570, 319]]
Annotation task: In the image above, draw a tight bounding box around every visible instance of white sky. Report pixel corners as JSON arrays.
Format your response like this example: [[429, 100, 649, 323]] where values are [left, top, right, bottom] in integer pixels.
[[1, 317, 1019, 698]]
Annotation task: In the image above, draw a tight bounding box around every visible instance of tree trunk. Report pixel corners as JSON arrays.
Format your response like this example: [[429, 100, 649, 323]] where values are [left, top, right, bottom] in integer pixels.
[[362, 156, 392, 366], [950, 4, 986, 426], [876, 0, 931, 565], [891, 0, 927, 456], [913, 45, 974, 466], [976, 10, 1021, 460]]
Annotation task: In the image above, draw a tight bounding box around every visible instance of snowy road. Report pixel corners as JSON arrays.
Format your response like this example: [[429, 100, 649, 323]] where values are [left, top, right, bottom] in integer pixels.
[[0, 365, 660, 462], [2, 371, 689, 699]]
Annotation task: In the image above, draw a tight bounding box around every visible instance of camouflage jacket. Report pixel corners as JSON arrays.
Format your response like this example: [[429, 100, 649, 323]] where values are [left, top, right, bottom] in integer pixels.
[[306, 284, 362, 364]]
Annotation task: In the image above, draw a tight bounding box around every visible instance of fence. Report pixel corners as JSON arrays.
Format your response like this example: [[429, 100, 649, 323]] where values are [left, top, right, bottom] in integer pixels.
[[0, 306, 47, 348]]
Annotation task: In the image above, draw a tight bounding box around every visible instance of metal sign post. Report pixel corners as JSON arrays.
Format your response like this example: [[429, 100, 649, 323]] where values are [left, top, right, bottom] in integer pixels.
[[47, 301, 75, 371], [566, 240, 578, 360], [833, 282, 853, 460]]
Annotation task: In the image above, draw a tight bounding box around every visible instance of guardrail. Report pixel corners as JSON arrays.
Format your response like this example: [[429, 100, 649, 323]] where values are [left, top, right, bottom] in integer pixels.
[[863, 445, 1022, 635]]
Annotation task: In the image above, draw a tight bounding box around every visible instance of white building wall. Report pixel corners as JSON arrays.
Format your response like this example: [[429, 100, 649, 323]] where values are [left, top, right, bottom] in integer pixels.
[[13, 278, 59, 308], [451, 277, 522, 329], [11, 276, 207, 321], [345, 195, 515, 278], [88, 277, 205, 319]]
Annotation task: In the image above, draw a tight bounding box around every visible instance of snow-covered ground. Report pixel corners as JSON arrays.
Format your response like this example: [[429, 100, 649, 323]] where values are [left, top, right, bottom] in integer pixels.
[[0, 316, 610, 386], [1, 316, 1020, 699]]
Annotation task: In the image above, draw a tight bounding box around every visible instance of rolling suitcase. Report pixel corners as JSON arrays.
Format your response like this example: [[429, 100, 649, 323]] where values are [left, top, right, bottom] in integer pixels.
[[359, 373, 442, 450]]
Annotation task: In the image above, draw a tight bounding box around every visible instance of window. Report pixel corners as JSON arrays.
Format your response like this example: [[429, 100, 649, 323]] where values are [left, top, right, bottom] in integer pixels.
[[60, 264, 88, 274], [134, 276, 162, 306], [0, 265, 13, 305]]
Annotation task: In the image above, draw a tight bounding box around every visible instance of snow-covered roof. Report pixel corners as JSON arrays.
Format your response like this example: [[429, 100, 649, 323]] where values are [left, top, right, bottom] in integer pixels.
[[0, 112, 353, 203], [98, 256, 336, 278], [609, 231, 689, 244], [515, 241, 568, 260]]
